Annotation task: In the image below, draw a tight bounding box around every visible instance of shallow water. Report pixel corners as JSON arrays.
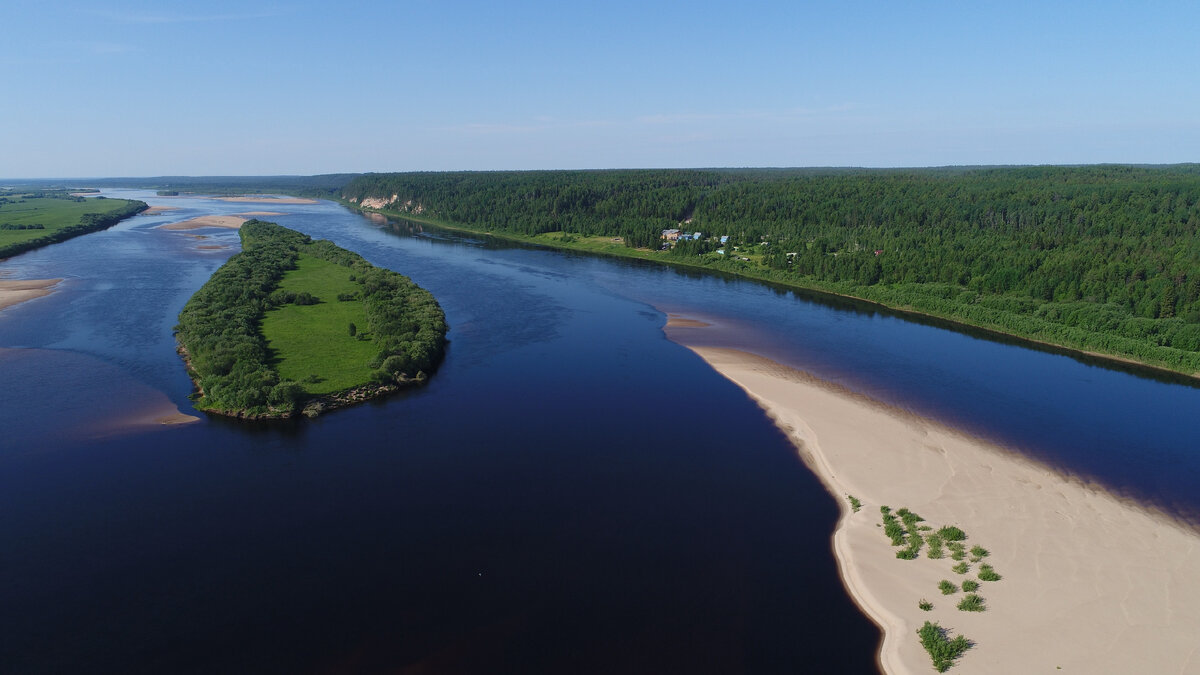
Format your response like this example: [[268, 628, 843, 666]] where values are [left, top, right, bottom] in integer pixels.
[[1, 190, 1197, 673]]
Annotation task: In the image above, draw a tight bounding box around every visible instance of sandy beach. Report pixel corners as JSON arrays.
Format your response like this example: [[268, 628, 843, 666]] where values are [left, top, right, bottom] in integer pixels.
[[214, 196, 318, 205], [664, 318, 1200, 674], [0, 278, 63, 311], [159, 215, 247, 231]]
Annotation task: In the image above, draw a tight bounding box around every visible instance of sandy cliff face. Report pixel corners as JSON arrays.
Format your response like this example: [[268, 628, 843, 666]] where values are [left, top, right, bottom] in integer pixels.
[[355, 194, 425, 214]]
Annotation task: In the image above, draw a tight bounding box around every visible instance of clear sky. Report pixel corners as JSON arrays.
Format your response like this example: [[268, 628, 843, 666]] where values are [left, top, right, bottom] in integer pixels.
[[4, 0, 1199, 177]]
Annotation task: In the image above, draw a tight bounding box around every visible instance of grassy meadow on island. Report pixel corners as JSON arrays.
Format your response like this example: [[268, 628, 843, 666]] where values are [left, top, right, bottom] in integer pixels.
[[175, 220, 446, 418]]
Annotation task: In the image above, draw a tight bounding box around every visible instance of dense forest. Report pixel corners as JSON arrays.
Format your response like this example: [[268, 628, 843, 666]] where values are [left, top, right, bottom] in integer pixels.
[[343, 166, 1200, 375], [176, 221, 447, 416]]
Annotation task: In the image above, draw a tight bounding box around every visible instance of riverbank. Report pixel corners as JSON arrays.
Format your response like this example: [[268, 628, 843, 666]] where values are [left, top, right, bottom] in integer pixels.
[[0, 278, 62, 311], [664, 316, 1200, 674], [345, 198, 1200, 383]]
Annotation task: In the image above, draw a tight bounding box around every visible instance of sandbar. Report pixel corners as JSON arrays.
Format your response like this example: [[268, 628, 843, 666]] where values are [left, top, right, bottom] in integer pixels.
[[141, 206, 180, 215], [214, 196, 318, 205], [0, 278, 63, 311], [159, 216, 247, 231], [233, 211, 288, 217], [664, 326, 1200, 673]]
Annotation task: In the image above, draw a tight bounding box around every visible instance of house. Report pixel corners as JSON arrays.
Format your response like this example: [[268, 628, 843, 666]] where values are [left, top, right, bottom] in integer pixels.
[[662, 229, 681, 241], [719, 235, 729, 244]]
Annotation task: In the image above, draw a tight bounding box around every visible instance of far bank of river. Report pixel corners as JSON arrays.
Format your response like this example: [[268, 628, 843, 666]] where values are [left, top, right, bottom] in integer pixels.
[[346, 198, 1200, 386]]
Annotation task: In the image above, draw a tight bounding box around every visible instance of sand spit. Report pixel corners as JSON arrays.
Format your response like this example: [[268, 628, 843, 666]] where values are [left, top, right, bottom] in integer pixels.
[[664, 314, 711, 328], [663, 328, 1200, 674], [141, 206, 180, 215], [214, 196, 318, 205], [0, 278, 63, 311], [159, 216, 247, 231]]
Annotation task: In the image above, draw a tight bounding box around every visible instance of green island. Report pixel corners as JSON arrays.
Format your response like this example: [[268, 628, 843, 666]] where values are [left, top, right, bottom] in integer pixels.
[[875, 505, 1001, 671], [0, 190, 147, 259], [175, 220, 447, 418], [340, 166, 1200, 378]]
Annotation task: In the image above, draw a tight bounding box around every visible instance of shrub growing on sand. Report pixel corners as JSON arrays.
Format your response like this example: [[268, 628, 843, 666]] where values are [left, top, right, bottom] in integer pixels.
[[952, 562, 970, 574], [978, 564, 1002, 581], [970, 545, 989, 560], [847, 495, 862, 512], [938, 525, 967, 542], [927, 534, 945, 559], [919, 599, 933, 611], [957, 594, 986, 612], [961, 580, 980, 592], [939, 580, 958, 595], [917, 621, 971, 673], [948, 542, 966, 561]]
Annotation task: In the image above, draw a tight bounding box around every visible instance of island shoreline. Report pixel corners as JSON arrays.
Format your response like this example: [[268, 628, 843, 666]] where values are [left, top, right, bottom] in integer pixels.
[[663, 317, 1200, 674]]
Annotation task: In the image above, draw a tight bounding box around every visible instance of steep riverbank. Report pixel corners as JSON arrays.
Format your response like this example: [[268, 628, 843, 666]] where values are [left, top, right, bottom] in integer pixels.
[[664, 317, 1200, 674]]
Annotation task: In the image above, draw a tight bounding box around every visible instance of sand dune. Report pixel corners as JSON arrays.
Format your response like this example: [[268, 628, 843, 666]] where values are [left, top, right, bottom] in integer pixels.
[[664, 331, 1200, 674]]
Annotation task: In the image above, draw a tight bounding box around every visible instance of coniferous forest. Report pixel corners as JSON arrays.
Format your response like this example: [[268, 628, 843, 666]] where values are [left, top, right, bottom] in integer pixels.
[[343, 166, 1200, 375]]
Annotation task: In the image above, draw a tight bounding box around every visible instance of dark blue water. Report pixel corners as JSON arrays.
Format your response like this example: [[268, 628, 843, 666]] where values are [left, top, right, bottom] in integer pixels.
[[1, 191, 1197, 673], [0, 193, 877, 674]]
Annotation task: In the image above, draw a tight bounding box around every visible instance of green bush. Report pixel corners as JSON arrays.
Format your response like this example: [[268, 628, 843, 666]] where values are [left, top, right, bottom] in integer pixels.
[[926, 534, 945, 559], [847, 495, 862, 512], [939, 580, 958, 595], [978, 564, 1002, 582], [919, 599, 933, 611], [917, 621, 971, 673], [957, 594, 986, 612], [952, 562, 970, 574], [938, 526, 967, 542], [961, 580, 980, 592]]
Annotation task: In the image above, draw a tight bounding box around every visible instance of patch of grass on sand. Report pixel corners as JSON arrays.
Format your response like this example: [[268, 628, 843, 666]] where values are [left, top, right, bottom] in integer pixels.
[[260, 253, 376, 395], [957, 593, 986, 612], [917, 621, 971, 672]]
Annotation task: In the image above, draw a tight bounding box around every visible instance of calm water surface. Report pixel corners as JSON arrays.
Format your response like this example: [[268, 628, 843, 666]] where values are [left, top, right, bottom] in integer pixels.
[[1, 191, 1197, 673]]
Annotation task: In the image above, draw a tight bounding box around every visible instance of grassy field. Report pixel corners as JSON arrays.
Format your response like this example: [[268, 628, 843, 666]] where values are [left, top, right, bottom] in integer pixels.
[[0, 194, 137, 249], [259, 253, 376, 395]]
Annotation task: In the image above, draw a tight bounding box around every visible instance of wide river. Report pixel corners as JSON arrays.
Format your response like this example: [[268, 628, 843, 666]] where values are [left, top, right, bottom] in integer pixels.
[[1, 191, 1197, 674]]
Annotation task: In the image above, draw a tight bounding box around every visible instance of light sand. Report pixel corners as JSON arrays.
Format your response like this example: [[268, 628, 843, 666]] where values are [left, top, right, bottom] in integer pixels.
[[665, 336, 1200, 674], [159, 216, 247, 231], [232, 211, 287, 217], [141, 206, 180, 215], [214, 196, 318, 205], [0, 278, 63, 311]]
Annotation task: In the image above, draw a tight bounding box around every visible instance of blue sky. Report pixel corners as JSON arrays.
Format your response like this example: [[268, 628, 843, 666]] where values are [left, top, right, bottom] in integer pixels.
[[3, 0, 1199, 176]]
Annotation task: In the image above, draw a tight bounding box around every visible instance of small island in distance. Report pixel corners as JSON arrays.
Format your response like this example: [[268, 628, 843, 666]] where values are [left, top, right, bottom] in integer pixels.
[[175, 220, 447, 419]]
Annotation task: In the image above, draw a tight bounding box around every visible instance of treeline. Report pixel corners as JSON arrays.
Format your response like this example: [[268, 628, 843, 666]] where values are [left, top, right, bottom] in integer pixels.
[[344, 166, 1200, 374], [175, 220, 447, 416], [0, 199, 147, 259]]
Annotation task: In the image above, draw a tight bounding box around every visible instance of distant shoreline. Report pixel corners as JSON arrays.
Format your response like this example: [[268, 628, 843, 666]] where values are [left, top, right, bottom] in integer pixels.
[[663, 316, 1200, 674]]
